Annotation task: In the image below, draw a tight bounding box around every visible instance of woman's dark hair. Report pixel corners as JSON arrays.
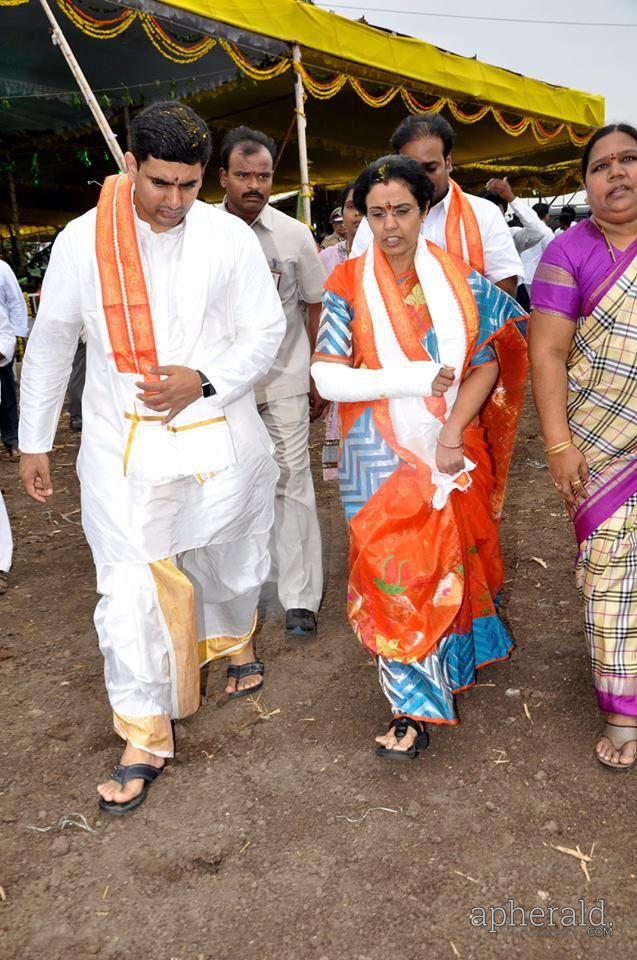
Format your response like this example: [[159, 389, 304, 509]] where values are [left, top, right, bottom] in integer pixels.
[[581, 122, 637, 178], [389, 112, 455, 157], [339, 180, 356, 208], [352, 156, 435, 216], [131, 101, 212, 167], [219, 125, 277, 170]]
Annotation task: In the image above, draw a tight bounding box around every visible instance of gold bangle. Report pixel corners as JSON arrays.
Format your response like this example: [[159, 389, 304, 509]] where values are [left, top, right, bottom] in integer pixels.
[[545, 440, 572, 456], [437, 437, 463, 449]]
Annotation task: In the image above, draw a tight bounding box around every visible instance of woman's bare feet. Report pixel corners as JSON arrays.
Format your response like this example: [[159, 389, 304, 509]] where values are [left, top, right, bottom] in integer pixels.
[[596, 714, 637, 768], [224, 642, 262, 696], [97, 742, 165, 804]]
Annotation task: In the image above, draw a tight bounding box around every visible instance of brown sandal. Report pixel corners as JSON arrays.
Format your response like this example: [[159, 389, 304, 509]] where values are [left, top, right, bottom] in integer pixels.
[[596, 722, 637, 771]]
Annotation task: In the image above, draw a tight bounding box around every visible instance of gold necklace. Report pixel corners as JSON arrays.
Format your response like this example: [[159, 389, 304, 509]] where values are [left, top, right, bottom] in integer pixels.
[[592, 218, 617, 263]]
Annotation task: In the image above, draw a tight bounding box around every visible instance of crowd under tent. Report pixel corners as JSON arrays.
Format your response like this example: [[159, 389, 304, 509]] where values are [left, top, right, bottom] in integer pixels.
[[0, 0, 604, 239]]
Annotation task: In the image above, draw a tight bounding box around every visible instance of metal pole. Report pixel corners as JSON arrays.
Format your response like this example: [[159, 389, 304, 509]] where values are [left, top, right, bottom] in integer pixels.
[[292, 44, 312, 226], [37, 0, 126, 171]]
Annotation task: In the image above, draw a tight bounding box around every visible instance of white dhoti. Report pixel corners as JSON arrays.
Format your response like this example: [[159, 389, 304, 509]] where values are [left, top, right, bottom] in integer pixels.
[[19, 187, 286, 758], [95, 532, 271, 757], [258, 394, 323, 612]]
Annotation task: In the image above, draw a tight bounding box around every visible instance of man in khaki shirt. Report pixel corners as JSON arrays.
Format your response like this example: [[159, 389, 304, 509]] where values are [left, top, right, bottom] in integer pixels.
[[219, 126, 326, 637]]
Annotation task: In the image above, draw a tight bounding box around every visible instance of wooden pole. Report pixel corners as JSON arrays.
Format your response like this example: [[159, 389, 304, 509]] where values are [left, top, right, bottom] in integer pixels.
[[37, 0, 126, 172], [7, 167, 22, 274], [292, 44, 312, 226]]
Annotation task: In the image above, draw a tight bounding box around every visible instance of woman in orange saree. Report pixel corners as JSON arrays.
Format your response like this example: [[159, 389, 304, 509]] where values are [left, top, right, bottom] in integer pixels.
[[311, 157, 527, 758]]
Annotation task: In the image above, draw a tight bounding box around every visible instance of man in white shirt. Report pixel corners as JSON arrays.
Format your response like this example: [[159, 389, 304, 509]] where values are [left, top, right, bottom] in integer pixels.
[[520, 202, 554, 294], [0, 259, 28, 460], [483, 178, 553, 255], [350, 113, 522, 294], [0, 303, 15, 591], [19, 103, 285, 815], [219, 126, 326, 639]]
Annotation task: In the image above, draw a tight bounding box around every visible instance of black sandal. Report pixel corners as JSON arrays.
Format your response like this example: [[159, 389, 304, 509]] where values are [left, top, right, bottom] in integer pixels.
[[98, 762, 164, 816], [226, 659, 265, 700], [375, 716, 429, 760]]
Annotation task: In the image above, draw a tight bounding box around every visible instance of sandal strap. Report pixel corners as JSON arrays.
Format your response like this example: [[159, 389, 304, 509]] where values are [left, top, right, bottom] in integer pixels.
[[388, 716, 423, 742], [226, 659, 264, 681], [601, 723, 637, 750], [109, 763, 164, 787]]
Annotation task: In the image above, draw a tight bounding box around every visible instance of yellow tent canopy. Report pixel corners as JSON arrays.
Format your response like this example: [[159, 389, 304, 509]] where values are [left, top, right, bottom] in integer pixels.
[[0, 0, 605, 228]]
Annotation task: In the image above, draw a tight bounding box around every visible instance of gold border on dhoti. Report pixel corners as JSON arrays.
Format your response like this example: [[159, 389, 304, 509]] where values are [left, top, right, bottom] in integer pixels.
[[150, 559, 201, 718], [113, 711, 174, 758], [198, 611, 258, 666]]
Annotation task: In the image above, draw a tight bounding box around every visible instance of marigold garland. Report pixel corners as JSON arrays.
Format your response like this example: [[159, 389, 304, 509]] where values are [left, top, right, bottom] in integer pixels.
[[2, 0, 594, 147], [140, 14, 216, 64], [56, 0, 135, 39], [219, 38, 290, 80]]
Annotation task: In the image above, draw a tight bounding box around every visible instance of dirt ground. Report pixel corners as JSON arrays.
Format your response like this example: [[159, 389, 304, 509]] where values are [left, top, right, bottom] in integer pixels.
[[0, 390, 633, 960]]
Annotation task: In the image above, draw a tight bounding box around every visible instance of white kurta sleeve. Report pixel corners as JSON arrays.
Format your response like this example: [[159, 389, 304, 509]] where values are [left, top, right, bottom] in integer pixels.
[[311, 359, 442, 402], [18, 227, 84, 453], [0, 304, 16, 367], [204, 226, 285, 407]]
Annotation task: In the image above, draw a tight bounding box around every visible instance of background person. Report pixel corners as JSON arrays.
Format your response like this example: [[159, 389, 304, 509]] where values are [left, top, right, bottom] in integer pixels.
[[521, 202, 554, 296], [0, 258, 28, 461], [0, 302, 15, 593], [320, 207, 346, 249], [219, 126, 326, 638], [319, 183, 362, 276], [530, 123, 637, 770]]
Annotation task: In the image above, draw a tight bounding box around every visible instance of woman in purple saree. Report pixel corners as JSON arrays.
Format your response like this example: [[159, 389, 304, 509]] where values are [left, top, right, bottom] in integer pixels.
[[530, 123, 637, 770]]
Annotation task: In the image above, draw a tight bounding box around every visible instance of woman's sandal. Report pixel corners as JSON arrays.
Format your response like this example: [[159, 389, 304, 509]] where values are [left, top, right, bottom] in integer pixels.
[[375, 716, 429, 760], [226, 659, 265, 700], [596, 722, 637, 771], [98, 762, 165, 815]]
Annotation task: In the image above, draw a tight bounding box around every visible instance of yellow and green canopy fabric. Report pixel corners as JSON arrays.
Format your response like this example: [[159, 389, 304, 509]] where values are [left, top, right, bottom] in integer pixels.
[[0, 0, 604, 226]]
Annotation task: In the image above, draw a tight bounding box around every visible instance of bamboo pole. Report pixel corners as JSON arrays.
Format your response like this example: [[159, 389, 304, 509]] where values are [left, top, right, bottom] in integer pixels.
[[37, 0, 126, 172], [292, 44, 312, 226]]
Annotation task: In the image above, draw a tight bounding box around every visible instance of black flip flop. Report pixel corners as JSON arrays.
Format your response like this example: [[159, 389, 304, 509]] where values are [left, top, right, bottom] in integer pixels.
[[98, 762, 164, 816], [375, 716, 429, 760], [226, 659, 265, 700]]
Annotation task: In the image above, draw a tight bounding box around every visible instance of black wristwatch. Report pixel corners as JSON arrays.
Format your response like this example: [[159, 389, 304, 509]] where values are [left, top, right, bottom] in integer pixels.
[[197, 370, 216, 398]]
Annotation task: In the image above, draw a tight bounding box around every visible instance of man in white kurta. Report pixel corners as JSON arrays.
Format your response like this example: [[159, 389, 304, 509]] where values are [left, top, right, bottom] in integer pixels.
[[350, 113, 522, 294], [18, 102, 285, 813], [0, 303, 15, 588]]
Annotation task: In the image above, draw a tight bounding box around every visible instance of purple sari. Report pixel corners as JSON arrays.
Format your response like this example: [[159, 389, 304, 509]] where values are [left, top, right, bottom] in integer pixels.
[[532, 219, 637, 320], [533, 224, 637, 717], [532, 221, 637, 542]]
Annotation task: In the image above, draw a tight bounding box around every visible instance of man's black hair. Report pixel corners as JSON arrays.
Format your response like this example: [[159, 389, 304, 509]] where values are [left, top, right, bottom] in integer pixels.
[[532, 201, 550, 219], [219, 126, 277, 170], [131, 101, 211, 167], [389, 113, 456, 158], [352, 155, 434, 215], [478, 189, 508, 214], [581, 122, 637, 178]]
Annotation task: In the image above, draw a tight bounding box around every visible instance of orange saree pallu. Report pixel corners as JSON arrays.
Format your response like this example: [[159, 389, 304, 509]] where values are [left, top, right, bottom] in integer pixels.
[[314, 240, 526, 721]]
